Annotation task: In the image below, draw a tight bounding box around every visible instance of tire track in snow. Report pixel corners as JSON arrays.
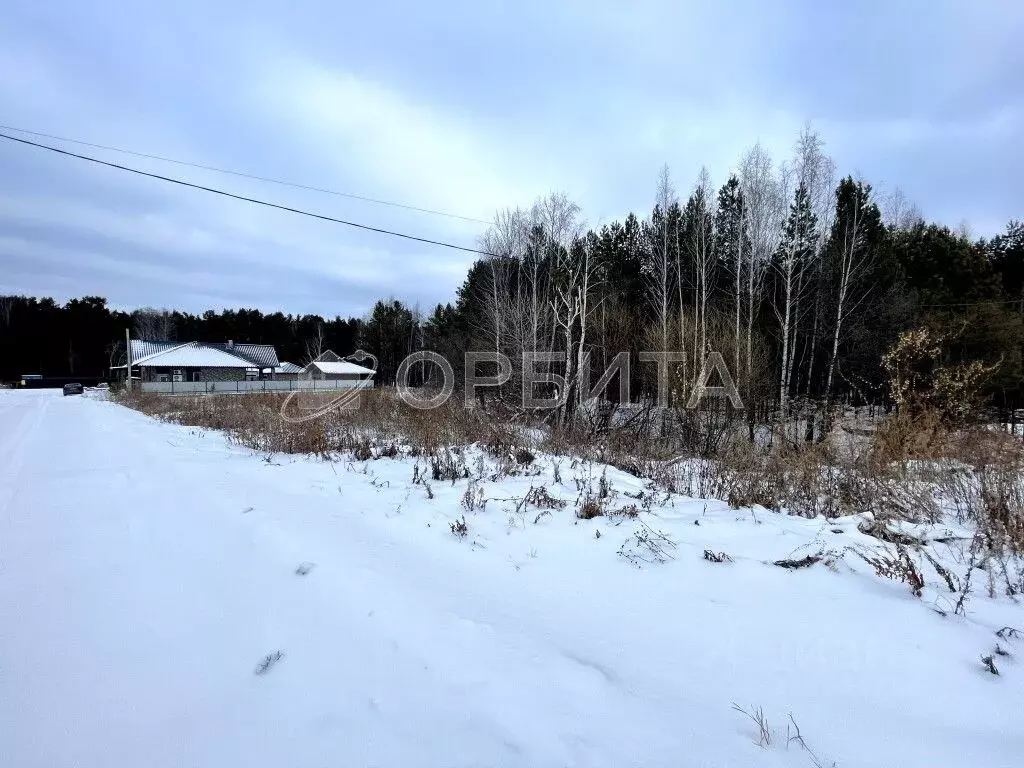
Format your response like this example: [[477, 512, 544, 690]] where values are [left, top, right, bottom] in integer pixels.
[[0, 391, 50, 520]]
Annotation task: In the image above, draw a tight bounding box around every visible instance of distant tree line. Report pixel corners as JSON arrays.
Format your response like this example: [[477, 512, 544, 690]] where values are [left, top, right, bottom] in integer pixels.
[[0, 299, 358, 381], [2, 128, 1021, 416], [0, 294, 433, 386]]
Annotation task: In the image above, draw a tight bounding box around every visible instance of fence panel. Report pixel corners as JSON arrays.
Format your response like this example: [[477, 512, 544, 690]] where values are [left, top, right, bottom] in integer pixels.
[[139, 379, 372, 395]]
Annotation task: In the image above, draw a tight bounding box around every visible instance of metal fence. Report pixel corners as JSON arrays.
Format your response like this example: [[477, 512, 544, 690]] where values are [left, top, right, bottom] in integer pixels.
[[138, 379, 372, 394]]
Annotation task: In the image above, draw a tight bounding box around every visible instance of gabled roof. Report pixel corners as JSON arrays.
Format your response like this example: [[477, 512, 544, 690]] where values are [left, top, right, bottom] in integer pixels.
[[131, 342, 255, 368], [305, 360, 376, 376], [313, 350, 343, 363], [222, 343, 280, 368], [274, 362, 302, 374], [128, 339, 279, 368], [130, 340, 179, 361]]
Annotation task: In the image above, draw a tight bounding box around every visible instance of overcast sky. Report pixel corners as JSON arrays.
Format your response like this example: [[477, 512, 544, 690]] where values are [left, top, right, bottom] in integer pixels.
[[1, 1, 1021, 317]]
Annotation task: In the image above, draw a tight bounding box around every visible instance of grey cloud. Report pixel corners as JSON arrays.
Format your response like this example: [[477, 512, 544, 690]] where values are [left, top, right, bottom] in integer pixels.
[[0, 0, 1021, 318]]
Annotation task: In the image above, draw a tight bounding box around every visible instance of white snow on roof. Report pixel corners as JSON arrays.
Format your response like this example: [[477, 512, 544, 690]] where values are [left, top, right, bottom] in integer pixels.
[[274, 362, 302, 374], [126, 341, 190, 367], [310, 361, 376, 376], [133, 342, 253, 368]]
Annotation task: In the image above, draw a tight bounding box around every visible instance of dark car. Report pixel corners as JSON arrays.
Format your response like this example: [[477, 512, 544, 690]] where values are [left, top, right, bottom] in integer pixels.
[[63, 383, 84, 396]]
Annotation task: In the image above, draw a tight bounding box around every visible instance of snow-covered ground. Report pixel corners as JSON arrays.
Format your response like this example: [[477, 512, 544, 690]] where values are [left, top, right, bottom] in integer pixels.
[[1, 389, 1022, 767]]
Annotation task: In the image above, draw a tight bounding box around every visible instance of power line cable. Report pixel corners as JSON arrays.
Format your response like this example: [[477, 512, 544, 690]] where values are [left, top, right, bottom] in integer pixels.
[[0, 122, 491, 225], [4, 128, 1016, 309], [0, 132, 498, 258]]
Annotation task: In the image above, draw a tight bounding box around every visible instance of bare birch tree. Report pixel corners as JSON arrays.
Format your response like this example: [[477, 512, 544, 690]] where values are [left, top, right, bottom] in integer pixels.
[[479, 193, 584, 410], [532, 191, 583, 356], [882, 186, 907, 230], [650, 166, 677, 356], [480, 209, 531, 361], [304, 321, 326, 363], [539, 195, 588, 419], [824, 177, 881, 410], [882, 186, 924, 232], [738, 144, 782, 417], [132, 307, 175, 341], [572, 237, 605, 411], [551, 252, 583, 422], [106, 340, 125, 375], [684, 166, 716, 391], [772, 128, 834, 417]]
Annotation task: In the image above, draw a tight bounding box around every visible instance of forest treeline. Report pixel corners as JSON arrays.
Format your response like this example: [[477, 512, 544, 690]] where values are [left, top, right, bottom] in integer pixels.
[[2, 129, 1022, 413]]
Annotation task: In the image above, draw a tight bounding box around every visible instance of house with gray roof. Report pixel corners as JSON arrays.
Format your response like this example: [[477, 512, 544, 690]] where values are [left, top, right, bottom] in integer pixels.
[[114, 339, 281, 384], [299, 350, 376, 382], [271, 362, 302, 380]]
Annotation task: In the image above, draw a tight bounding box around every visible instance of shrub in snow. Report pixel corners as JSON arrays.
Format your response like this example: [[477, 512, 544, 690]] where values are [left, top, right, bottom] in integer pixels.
[[461, 481, 486, 512], [254, 650, 284, 676], [618, 522, 677, 566], [703, 550, 732, 563], [731, 703, 771, 748], [980, 654, 1000, 676], [352, 439, 372, 462], [774, 555, 821, 569], [854, 544, 925, 597], [514, 448, 535, 466], [524, 485, 566, 510], [610, 504, 640, 520], [576, 498, 604, 520], [431, 449, 468, 483]]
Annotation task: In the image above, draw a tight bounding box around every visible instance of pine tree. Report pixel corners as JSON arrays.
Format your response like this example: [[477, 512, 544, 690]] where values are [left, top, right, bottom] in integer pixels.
[[715, 175, 748, 384], [988, 220, 1024, 311], [681, 174, 716, 386]]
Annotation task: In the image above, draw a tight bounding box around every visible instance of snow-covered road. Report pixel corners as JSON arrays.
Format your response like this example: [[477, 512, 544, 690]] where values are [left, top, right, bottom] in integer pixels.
[[1, 390, 1021, 767]]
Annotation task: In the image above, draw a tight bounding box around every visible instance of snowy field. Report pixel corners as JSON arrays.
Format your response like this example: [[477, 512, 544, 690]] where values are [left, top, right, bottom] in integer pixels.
[[1, 389, 1022, 768]]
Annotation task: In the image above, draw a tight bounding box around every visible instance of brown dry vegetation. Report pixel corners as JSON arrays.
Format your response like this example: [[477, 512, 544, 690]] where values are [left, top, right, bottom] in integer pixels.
[[117, 387, 1024, 566], [120, 388, 521, 458]]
